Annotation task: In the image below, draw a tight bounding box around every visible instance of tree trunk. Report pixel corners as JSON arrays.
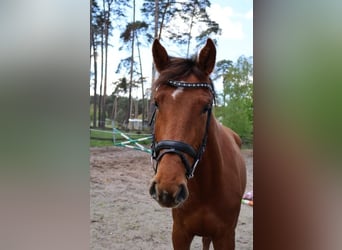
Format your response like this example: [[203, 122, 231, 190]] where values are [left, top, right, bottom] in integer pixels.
[[111, 95, 117, 124], [151, 0, 159, 86], [91, 27, 98, 128], [134, 98, 138, 118], [101, 18, 109, 128], [136, 34, 145, 130], [101, 0, 113, 128], [149, 0, 160, 123], [186, 8, 196, 58], [126, 0, 136, 126], [158, 0, 171, 40], [98, 9, 105, 128]]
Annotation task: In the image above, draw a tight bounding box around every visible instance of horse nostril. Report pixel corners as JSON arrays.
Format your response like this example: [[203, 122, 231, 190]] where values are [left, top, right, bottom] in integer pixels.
[[149, 181, 158, 200], [175, 183, 189, 204]]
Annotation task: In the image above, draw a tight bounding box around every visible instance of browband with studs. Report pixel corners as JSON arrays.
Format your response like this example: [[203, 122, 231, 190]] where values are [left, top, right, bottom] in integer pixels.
[[167, 80, 215, 98]]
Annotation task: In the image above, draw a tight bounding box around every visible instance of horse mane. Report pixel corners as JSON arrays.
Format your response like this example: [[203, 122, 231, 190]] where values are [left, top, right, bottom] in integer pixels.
[[152, 56, 215, 96]]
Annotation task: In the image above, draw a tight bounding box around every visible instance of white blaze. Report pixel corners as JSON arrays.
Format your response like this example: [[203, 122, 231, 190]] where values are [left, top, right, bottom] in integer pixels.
[[171, 87, 184, 100]]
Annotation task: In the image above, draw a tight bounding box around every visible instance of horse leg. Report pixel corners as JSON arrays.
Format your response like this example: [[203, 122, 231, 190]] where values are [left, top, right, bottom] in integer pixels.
[[172, 225, 193, 250], [212, 231, 235, 250], [202, 237, 211, 250]]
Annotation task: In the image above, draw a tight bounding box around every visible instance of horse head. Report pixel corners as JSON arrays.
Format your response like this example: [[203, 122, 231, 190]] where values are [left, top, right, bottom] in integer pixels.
[[149, 39, 216, 208]]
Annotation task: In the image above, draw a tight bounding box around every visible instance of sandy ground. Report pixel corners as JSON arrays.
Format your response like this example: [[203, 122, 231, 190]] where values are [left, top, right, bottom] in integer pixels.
[[90, 147, 253, 249]]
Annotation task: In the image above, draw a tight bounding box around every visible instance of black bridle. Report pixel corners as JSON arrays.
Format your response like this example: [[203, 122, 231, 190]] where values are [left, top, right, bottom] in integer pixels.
[[149, 80, 215, 179]]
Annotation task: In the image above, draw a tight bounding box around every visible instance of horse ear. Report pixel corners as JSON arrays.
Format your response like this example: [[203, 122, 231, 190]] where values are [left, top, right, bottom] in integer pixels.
[[197, 38, 216, 75], [152, 39, 169, 72]]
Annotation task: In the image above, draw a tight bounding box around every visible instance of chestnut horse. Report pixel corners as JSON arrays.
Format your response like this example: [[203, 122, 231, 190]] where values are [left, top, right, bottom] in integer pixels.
[[149, 38, 246, 250]]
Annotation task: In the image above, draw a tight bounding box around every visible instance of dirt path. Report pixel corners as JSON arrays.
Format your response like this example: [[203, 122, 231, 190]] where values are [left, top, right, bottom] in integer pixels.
[[90, 147, 253, 249]]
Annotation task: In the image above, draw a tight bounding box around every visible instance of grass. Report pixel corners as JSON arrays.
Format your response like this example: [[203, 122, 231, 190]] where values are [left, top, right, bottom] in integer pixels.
[[90, 139, 113, 147], [90, 129, 113, 147], [90, 128, 152, 147]]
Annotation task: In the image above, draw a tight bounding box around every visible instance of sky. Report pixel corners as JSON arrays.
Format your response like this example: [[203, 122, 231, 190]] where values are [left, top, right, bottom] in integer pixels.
[[91, 0, 253, 97]]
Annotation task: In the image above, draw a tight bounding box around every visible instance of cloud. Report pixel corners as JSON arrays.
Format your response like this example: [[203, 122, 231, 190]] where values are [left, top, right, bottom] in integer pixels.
[[207, 4, 244, 40]]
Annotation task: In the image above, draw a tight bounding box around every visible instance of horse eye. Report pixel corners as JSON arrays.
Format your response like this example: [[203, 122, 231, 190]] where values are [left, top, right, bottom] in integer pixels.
[[202, 104, 211, 113], [154, 101, 159, 108]]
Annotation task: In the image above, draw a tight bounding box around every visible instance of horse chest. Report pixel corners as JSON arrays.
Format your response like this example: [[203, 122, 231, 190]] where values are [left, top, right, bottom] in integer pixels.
[[173, 204, 225, 236], [173, 178, 238, 234]]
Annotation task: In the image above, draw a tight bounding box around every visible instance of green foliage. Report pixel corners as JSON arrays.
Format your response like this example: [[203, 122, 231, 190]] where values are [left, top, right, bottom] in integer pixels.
[[120, 21, 149, 42], [141, 0, 221, 47], [215, 100, 253, 143], [112, 77, 128, 94], [214, 56, 253, 145]]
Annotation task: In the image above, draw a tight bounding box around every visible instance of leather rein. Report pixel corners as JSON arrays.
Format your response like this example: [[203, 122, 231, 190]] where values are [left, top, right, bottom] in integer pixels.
[[149, 80, 215, 179]]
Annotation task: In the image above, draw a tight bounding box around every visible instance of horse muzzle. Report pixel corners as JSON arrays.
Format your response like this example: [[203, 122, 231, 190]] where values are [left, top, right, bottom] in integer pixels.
[[149, 181, 189, 208]]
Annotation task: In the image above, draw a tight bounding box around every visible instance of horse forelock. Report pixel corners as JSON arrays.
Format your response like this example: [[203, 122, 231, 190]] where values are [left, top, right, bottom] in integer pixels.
[[152, 56, 214, 96]]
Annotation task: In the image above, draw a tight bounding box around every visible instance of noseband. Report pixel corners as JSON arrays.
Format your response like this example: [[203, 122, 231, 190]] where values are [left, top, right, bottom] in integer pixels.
[[150, 80, 215, 179]]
